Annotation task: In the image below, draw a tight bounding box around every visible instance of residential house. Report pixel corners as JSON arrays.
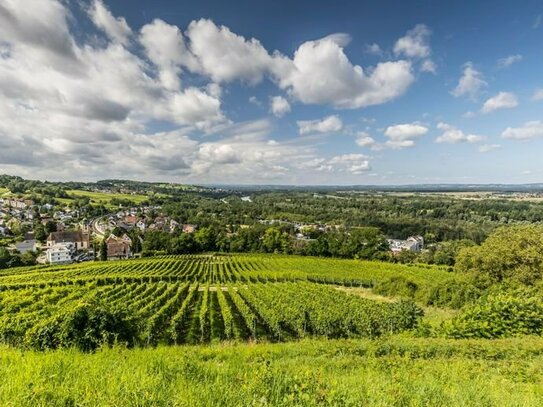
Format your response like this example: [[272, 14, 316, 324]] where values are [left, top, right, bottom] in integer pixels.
[[387, 235, 424, 254], [46, 242, 75, 264], [105, 234, 132, 260], [47, 230, 90, 251]]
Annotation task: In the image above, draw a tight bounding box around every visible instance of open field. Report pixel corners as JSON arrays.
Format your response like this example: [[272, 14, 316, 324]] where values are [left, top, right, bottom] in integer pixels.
[[65, 189, 149, 205], [0, 187, 9, 196], [0, 337, 542, 406]]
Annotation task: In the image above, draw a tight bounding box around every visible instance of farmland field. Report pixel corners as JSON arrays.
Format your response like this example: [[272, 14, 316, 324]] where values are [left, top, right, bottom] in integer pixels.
[[64, 189, 149, 205]]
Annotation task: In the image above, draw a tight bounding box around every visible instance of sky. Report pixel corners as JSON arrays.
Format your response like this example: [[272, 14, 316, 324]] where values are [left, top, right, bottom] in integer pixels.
[[0, 0, 542, 185]]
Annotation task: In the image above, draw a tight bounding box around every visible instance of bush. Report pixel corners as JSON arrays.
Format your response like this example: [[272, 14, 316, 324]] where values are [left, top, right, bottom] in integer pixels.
[[373, 276, 419, 299], [444, 292, 543, 339], [25, 302, 138, 351], [425, 278, 481, 309]]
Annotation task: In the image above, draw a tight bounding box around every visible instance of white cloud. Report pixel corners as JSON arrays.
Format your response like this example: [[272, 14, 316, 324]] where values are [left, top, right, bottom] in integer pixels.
[[451, 62, 487, 99], [532, 89, 543, 101], [435, 123, 484, 144], [276, 35, 414, 109], [420, 59, 437, 73], [502, 121, 543, 140], [298, 115, 343, 135], [497, 54, 522, 68], [249, 96, 261, 106], [270, 96, 291, 117], [365, 43, 382, 55], [139, 19, 198, 90], [328, 154, 371, 174], [383, 123, 428, 149], [481, 92, 518, 114], [478, 144, 501, 153], [394, 24, 431, 59], [89, 0, 132, 46], [186, 19, 280, 84], [355, 132, 377, 148]]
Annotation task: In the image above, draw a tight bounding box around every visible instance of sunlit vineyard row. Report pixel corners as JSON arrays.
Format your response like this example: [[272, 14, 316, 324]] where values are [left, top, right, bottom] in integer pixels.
[[0, 254, 452, 289], [0, 281, 421, 348]]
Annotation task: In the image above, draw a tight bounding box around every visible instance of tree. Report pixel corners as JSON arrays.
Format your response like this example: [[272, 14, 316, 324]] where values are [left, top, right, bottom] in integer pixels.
[[99, 239, 108, 261], [455, 225, 543, 285]]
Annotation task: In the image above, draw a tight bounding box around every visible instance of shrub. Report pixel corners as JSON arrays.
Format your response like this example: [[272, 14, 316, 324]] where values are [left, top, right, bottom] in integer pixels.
[[444, 292, 543, 339]]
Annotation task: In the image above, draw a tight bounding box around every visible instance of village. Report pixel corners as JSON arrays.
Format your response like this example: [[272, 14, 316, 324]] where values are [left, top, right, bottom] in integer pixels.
[[0, 197, 200, 265], [1, 195, 427, 266]]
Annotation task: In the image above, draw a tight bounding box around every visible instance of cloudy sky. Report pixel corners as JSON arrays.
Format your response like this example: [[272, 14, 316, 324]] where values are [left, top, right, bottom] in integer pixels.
[[0, 0, 542, 185]]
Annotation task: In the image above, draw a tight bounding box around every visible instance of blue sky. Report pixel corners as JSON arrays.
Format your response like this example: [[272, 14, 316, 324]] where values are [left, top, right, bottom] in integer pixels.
[[0, 0, 542, 184]]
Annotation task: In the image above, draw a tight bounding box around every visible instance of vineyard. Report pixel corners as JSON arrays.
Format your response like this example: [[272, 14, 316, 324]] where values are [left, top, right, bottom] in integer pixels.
[[0, 254, 436, 349]]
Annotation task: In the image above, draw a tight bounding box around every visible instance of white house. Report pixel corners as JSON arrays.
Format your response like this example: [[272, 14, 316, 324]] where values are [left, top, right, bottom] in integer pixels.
[[387, 235, 424, 254], [46, 243, 75, 264]]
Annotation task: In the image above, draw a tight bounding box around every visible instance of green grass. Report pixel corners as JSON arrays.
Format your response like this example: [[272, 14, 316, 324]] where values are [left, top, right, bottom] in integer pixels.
[[341, 286, 459, 327], [66, 189, 149, 206], [0, 187, 9, 196], [0, 337, 541, 406]]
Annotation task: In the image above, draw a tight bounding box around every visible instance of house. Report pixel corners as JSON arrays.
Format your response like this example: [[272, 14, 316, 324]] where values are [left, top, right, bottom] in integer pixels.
[[46, 242, 75, 264], [47, 230, 90, 251], [105, 234, 132, 260], [387, 235, 424, 254], [3, 199, 33, 210]]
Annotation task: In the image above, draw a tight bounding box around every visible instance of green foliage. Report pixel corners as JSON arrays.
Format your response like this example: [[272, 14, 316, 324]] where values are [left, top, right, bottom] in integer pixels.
[[445, 291, 543, 339], [456, 225, 543, 285], [24, 302, 138, 351]]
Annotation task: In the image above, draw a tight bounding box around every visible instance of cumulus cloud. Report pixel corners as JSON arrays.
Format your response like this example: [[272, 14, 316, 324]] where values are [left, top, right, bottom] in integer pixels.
[[185, 19, 281, 84], [297, 115, 343, 135], [435, 123, 484, 144], [497, 54, 522, 68], [89, 0, 132, 45], [0, 1, 428, 182], [502, 121, 543, 140], [139, 19, 198, 90], [276, 35, 414, 109], [481, 92, 518, 114], [451, 62, 487, 99], [383, 123, 428, 149], [355, 132, 377, 148], [269, 96, 291, 117], [394, 24, 435, 73], [394, 24, 431, 59]]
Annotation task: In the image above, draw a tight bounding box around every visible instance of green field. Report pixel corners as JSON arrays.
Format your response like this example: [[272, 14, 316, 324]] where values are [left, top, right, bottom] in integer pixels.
[[64, 189, 149, 206], [0, 187, 9, 196]]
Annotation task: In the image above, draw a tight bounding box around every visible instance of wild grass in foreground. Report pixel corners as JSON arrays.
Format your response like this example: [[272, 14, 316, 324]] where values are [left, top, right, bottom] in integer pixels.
[[0, 337, 542, 406]]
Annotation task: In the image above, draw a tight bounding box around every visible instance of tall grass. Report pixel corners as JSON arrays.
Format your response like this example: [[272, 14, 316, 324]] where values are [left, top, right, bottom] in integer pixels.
[[0, 337, 542, 406]]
